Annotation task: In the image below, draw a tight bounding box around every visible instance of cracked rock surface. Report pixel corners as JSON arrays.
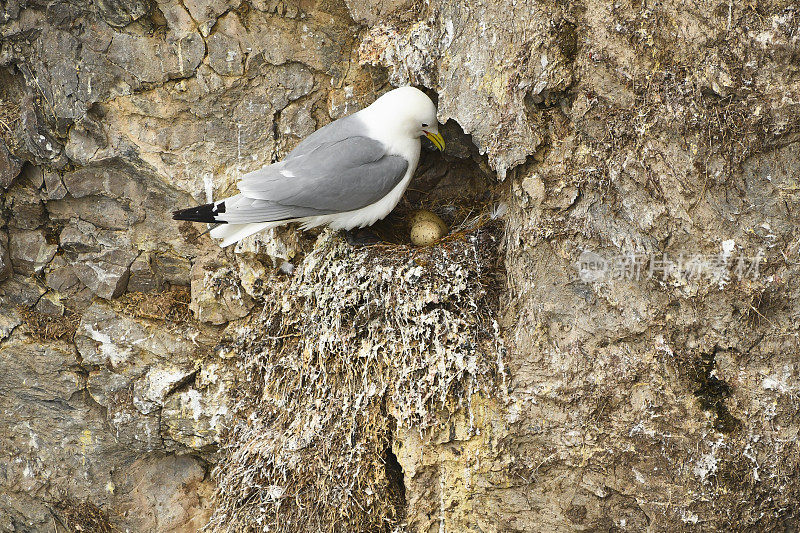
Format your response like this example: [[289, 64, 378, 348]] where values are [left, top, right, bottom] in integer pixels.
[[1, 0, 799, 531]]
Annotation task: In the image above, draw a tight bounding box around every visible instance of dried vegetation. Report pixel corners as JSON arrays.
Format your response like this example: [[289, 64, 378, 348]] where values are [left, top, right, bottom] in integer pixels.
[[17, 306, 80, 341], [116, 287, 192, 323], [53, 499, 113, 533]]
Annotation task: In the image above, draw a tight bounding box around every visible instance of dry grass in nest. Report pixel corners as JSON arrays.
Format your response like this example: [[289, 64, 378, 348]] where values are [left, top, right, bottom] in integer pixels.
[[208, 221, 507, 532], [18, 306, 80, 341], [116, 287, 191, 323], [0, 96, 20, 149], [54, 499, 113, 533]]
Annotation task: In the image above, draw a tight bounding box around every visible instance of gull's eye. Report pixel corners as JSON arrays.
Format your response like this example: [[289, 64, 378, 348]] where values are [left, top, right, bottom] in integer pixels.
[[422, 123, 429, 127]]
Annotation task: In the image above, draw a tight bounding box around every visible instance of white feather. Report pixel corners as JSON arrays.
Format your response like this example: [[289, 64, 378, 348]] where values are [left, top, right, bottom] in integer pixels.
[[210, 222, 276, 248]]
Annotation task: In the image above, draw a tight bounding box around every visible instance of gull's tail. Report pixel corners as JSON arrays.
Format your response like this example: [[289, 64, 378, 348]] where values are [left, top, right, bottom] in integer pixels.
[[174, 202, 278, 247], [172, 201, 226, 223]]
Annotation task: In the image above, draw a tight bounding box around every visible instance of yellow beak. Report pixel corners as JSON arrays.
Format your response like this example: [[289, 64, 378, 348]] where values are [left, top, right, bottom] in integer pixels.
[[424, 131, 445, 151]]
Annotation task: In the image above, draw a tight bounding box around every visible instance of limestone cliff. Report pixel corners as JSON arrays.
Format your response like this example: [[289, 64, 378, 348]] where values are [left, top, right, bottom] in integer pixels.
[[1, 0, 798, 531]]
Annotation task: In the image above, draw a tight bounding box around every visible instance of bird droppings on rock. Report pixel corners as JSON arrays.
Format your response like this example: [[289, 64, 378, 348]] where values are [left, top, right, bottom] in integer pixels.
[[190, 259, 255, 325], [208, 220, 506, 532]]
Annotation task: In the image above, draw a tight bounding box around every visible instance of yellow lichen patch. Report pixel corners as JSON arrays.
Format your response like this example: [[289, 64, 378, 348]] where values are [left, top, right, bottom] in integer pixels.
[[479, 68, 510, 103], [78, 429, 92, 446]]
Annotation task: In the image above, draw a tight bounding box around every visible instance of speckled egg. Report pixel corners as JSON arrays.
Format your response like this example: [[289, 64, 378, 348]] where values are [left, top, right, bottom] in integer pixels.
[[409, 210, 448, 246], [410, 210, 448, 233]]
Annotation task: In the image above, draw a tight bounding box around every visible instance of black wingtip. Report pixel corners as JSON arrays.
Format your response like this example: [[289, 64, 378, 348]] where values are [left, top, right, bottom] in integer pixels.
[[172, 202, 227, 223]]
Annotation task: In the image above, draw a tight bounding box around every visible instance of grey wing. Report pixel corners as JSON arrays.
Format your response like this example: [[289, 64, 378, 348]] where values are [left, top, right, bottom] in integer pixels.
[[285, 115, 363, 160], [236, 135, 409, 213]]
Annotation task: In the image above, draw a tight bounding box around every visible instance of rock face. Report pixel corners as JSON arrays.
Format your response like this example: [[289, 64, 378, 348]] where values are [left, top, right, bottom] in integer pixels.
[[1, 0, 799, 531]]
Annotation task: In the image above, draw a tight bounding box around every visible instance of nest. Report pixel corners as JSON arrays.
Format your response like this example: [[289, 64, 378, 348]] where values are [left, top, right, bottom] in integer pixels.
[[53, 499, 113, 533], [17, 306, 80, 341], [207, 219, 506, 532], [0, 94, 20, 149], [116, 287, 192, 323]]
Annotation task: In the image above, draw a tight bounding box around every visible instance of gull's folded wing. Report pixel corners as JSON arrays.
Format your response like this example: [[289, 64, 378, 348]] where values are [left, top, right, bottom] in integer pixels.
[[225, 135, 408, 223]]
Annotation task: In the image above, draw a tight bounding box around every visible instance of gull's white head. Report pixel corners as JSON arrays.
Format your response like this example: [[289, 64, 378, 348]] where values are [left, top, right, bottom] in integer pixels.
[[364, 86, 445, 151]]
